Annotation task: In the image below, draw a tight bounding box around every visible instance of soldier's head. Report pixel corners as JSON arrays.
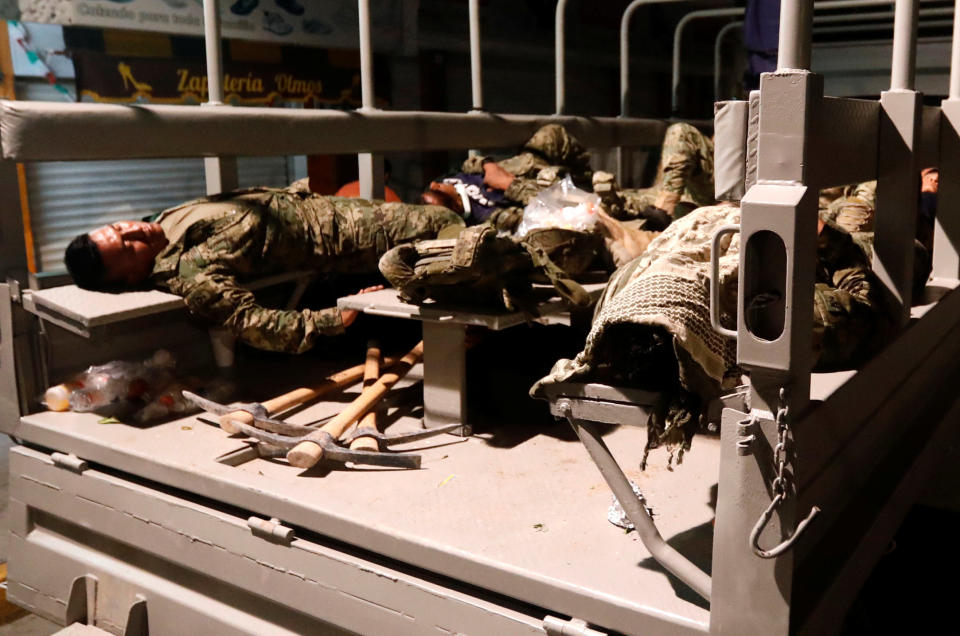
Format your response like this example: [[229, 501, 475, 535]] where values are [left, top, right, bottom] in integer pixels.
[[65, 221, 168, 290]]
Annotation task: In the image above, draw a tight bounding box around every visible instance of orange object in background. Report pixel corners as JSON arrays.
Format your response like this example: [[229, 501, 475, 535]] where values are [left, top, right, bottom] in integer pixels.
[[335, 180, 401, 202]]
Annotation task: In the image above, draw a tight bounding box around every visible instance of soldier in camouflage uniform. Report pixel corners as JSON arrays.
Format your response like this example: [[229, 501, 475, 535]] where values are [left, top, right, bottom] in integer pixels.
[[594, 122, 716, 223], [422, 124, 593, 232], [64, 183, 463, 354]]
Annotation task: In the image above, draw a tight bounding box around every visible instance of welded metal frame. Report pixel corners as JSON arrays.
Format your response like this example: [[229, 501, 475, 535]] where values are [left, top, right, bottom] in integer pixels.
[[1, 0, 959, 634]]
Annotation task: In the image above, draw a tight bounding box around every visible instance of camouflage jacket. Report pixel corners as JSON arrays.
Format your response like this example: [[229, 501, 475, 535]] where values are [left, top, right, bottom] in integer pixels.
[[150, 186, 461, 353]]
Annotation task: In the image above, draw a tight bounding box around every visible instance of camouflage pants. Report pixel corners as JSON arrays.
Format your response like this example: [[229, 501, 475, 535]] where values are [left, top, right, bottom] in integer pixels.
[[604, 123, 716, 219], [323, 198, 466, 273]]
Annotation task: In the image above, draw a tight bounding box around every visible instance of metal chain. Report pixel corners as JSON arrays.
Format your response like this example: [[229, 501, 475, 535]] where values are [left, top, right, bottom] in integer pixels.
[[772, 387, 790, 499], [749, 386, 821, 559]]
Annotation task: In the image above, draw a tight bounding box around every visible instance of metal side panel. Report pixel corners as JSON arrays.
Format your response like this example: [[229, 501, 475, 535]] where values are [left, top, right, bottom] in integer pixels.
[[11, 363, 714, 636], [810, 96, 880, 189], [6, 446, 547, 636]]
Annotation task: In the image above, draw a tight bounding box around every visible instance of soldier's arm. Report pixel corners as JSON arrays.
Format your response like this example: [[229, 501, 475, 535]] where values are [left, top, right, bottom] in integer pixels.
[[170, 268, 345, 354]]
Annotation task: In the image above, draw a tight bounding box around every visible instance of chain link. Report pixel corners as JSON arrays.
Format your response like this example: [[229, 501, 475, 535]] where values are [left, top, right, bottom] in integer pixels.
[[772, 386, 789, 498], [749, 385, 821, 559]]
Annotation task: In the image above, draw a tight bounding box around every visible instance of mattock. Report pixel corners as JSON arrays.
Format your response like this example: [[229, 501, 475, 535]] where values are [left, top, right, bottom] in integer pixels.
[[287, 341, 441, 469], [210, 357, 400, 434], [349, 340, 384, 452]]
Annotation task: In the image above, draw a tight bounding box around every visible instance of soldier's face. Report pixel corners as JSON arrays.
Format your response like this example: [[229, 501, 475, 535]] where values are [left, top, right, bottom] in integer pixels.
[[89, 221, 168, 286]]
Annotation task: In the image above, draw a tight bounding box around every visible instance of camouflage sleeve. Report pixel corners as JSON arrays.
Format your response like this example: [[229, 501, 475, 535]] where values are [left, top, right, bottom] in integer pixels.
[[503, 176, 544, 205], [171, 267, 344, 354], [461, 155, 490, 174], [812, 226, 883, 370]]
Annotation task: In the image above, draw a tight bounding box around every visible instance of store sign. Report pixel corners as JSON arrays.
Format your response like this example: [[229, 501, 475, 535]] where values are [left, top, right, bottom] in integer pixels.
[[19, 0, 403, 49], [74, 50, 371, 105]]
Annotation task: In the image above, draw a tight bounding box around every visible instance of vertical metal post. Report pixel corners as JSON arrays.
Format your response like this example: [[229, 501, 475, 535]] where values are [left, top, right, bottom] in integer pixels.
[[777, 0, 813, 70], [714, 21, 743, 103], [358, 0, 374, 111], [874, 0, 922, 323], [891, 0, 920, 90], [555, 0, 570, 115], [357, 0, 384, 199], [469, 0, 483, 111], [711, 1, 818, 633], [933, 0, 960, 279], [202, 0, 237, 194]]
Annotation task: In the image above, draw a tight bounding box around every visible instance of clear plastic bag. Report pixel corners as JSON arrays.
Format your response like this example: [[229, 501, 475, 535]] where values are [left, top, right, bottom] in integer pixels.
[[515, 176, 601, 238]]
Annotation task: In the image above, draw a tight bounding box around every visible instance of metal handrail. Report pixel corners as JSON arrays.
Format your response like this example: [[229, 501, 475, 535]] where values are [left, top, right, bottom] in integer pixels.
[[671, 7, 744, 113], [620, 0, 688, 117], [713, 7, 955, 102], [714, 21, 743, 102]]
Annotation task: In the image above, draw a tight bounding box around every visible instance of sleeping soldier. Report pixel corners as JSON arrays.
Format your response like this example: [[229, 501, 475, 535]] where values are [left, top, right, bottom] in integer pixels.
[[64, 183, 463, 354], [421, 124, 594, 232], [535, 204, 907, 468]]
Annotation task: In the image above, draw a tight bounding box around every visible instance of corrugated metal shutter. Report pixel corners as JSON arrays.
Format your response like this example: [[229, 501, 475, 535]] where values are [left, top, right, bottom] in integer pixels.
[[18, 81, 292, 272]]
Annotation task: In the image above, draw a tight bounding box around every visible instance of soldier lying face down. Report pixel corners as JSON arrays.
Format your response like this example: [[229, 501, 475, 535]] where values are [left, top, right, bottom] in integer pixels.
[[64, 183, 463, 354]]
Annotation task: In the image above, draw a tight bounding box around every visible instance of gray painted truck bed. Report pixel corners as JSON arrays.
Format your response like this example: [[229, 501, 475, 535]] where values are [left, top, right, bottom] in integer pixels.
[[12, 361, 716, 635]]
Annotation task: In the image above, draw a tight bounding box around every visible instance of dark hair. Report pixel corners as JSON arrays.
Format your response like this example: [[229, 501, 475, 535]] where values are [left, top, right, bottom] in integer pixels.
[[64, 234, 106, 290]]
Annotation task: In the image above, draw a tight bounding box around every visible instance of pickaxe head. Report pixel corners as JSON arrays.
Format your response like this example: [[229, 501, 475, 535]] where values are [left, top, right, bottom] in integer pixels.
[[340, 422, 462, 449], [182, 391, 315, 436]]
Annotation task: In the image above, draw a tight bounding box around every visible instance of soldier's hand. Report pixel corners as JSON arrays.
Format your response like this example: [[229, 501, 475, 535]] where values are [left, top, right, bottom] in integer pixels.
[[341, 285, 385, 327]]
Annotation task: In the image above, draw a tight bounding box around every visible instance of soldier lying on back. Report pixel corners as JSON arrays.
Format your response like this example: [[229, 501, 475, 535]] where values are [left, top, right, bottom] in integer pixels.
[[63, 182, 463, 354]]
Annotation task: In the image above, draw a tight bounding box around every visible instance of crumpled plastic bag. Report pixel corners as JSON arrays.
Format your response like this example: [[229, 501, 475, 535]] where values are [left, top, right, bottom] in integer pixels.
[[515, 176, 600, 238]]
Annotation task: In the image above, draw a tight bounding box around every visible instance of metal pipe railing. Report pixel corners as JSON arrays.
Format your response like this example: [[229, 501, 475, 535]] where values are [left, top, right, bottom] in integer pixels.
[[620, 0, 687, 117], [816, 18, 951, 34], [470, 0, 483, 111], [891, 0, 920, 89], [202, 0, 224, 105], [714, 21, 743, 101], [779, 0, 815, 70], [555, 0, 571, 114], [358, 0, 375, 110], [712, 7, 954, 102], [671, 7, 744, 113], [952, 0, 960, 98]]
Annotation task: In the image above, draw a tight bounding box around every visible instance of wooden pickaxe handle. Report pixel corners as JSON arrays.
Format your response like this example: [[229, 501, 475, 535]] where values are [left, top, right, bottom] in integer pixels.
[[350, 342, 382, 452], [219, 356, 399, 433], [286, 341, 424, 469]]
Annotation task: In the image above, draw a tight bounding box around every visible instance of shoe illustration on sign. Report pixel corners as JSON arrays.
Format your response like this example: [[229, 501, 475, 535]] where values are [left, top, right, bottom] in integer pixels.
[[118, 62, 153, 95], [303, 19, 333, 35], [230, 0, 259, 16], [275, 0, 304, 16], [263, 11, 293, 36]]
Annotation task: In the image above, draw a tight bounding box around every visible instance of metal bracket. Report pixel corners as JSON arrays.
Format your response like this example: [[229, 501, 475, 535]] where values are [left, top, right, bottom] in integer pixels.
[[543, 616, 606, 636], [51, 452, 88, 474], [247, 516, 296, 544]]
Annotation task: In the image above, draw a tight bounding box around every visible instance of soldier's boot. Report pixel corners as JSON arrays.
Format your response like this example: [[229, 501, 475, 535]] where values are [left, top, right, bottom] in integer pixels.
[[592, 171, 627, 219]]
